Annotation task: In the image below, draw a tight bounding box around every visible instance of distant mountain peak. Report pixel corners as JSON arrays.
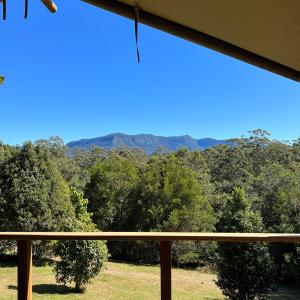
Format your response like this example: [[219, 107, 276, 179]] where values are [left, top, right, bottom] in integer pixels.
[[67, 133, 230, 153]]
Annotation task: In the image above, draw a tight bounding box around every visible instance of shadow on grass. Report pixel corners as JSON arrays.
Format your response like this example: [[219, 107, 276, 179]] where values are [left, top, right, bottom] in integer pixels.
[[8, 284, 84, 295], [0, 254, 18, 267]]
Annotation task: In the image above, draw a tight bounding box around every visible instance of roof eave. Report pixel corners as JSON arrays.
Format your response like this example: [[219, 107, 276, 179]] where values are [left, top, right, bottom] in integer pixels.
[[82, 0, 300, 82]]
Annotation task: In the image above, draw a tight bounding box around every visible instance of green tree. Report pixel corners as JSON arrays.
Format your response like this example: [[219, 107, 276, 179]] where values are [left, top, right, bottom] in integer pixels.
[[127, 154, 216, 264], [54, 189, 108, 291], [54, 238, 107, 291], [35, 137, 84, 190], [255, 164, 300, 232], [216, 188, 274, 300], [0, 143, 74, 232], [0, 143, 74, 263], [131, 155, 215, 232], [85, 153, 138, 230], [255, 164, 300, 281], [204, 144, 253, 194], [69, 188, 95, 229]]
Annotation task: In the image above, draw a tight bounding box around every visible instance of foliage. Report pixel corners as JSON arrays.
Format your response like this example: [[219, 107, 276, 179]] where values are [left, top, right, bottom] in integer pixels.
[[132, 154, 215, 232], [283, 247, 300, 286], [216, 188, 274, 300], [54, 239, 108, 291], [117, 154, 215, 264], [0, 143, 74, 264], [85, 153, 139, 230], [0, 143, 74, 232], [54, 188, 108, 290], [69, 188, 95, 230]]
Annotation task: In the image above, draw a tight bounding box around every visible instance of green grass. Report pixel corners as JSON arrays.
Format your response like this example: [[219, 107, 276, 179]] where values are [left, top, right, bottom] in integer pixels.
[[0, 262, 299, 299]]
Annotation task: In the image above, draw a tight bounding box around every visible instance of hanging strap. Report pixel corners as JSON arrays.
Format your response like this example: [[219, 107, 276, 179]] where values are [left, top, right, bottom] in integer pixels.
[[2, 0, 6, 20], [134, 2, 141, 63], [24, 0, 29, 18]]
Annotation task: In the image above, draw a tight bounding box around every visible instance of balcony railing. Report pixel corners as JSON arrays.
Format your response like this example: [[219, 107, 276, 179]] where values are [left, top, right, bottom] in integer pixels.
[[1, 232, 300, 300]]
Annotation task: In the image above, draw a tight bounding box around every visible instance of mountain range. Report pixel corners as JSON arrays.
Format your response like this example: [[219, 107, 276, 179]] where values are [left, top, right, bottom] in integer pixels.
[[67, 133, 230, 153]]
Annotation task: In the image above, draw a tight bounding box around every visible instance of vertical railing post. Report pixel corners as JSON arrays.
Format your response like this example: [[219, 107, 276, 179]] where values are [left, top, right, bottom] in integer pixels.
[[160, 241, 171, 300], [17, 240, 32, 300]]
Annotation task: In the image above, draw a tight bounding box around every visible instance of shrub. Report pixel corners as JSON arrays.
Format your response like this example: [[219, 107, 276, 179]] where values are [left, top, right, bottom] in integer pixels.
[[54, 239, 108, 291], [216, 188, 274, 300], [53, 189, 108, 291]]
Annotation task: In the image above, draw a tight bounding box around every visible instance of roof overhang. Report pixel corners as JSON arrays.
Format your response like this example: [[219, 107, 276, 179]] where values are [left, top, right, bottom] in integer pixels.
[[82, 0, 300, 82]]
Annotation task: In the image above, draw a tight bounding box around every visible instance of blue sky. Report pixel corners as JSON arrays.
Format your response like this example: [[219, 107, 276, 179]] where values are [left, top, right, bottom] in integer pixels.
[[0, 1, 300, 145]]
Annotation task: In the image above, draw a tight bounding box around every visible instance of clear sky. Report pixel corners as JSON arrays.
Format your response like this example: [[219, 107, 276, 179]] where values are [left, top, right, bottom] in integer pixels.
[[0, 1, 300, 145]]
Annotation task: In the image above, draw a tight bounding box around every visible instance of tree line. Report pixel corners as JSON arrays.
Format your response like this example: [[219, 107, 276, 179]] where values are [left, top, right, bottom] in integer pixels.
[[0, 129, 299, 298]]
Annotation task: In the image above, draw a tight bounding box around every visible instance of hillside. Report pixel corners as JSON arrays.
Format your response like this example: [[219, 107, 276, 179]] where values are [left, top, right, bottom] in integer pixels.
[[67, 133, 230, 153]]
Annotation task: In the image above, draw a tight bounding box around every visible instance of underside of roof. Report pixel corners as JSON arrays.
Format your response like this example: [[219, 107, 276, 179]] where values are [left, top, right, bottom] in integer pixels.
[[83, 0, 300, 82]]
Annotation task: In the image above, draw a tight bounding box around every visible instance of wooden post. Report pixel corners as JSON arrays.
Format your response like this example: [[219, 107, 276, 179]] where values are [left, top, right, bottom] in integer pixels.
[[17, 240, 32, 300], [160, 241, 171, 300]]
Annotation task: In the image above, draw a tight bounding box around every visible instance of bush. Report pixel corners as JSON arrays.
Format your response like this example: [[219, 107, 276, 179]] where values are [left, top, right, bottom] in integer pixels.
[[216, 188, 274, 300], [283, 247, 300, 287], [54, 239, 108, 291], [217, 242, 273, 300], [53, 189, 108, 291]]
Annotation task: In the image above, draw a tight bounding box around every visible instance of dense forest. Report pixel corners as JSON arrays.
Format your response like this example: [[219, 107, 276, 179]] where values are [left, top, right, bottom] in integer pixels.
[[0, 129, 299, 298]]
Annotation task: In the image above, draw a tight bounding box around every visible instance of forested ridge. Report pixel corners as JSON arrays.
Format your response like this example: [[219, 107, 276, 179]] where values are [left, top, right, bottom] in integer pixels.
[[67, 133, 230, 153], [0, 129, 300, 297]]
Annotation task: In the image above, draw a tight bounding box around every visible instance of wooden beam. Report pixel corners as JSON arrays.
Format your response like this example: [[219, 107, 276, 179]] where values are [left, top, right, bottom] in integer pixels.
[[40, 0, 57, 13], [82, 0, 300, 82], [17, 240, 32, 300], [0, 232, 300, 243], [160, 241, 171, 300]]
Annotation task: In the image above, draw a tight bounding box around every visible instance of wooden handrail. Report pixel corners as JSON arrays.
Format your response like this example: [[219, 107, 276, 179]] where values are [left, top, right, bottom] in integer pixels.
[[0, 232, 300, 242], [1, 232, 299, 300]]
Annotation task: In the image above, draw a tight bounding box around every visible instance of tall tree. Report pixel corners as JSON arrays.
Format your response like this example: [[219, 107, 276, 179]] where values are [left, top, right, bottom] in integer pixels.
[[0, 143, 74, 232], [127, 154, 216, 264], [85, 153, 138, 230], [0, 143, 75, 262]]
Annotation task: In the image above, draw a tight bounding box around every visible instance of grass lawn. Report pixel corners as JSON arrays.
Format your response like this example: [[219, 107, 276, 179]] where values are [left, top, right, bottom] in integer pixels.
[[0, 261, 299, 299]]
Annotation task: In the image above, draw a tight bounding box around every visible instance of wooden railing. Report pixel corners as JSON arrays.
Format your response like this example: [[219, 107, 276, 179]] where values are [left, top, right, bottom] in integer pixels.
[[1, 232, 300, 300]]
